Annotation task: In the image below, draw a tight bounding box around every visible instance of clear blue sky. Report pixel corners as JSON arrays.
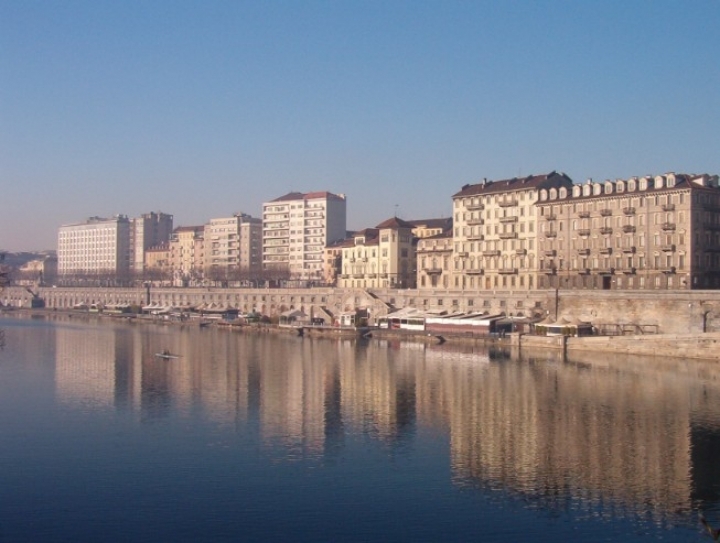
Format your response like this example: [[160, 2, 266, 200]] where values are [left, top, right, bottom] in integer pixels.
[[1, 0, 718, 251]]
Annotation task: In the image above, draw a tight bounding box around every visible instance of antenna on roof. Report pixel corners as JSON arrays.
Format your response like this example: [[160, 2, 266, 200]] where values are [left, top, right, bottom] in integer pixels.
[[394, 204, 399, 217]]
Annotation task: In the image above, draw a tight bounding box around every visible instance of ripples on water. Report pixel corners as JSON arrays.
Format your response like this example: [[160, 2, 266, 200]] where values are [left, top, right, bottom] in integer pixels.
[[0, 313, 718, 542]]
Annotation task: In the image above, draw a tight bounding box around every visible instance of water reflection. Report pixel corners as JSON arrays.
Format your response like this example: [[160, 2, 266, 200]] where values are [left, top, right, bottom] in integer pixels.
[[5, 315, 720, 528]]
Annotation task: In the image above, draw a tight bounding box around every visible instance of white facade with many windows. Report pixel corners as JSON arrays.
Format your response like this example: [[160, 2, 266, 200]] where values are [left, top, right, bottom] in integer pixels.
[[58, 216, 130, 276], [262, 191, 347, 281]]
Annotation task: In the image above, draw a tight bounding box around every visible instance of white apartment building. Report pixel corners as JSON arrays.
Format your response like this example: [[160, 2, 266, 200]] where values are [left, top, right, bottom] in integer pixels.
[[263, 191, 347, 281], [129, 212, 173, 272], [204, 213, 262, 275], [58, 216, 131, 276]]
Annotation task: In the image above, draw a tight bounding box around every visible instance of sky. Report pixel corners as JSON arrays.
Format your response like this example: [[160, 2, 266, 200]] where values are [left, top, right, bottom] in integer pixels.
[[1, 0, 719, 252]]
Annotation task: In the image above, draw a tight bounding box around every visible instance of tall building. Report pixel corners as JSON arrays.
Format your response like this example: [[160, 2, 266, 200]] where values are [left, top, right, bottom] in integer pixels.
[[204, 213, 262, 277], [451, 171, 574, 291], [129, 212, 173, 273], [262, 191, 347, 281], [535, 172, 720, 290], [57, 216, 131, 277]]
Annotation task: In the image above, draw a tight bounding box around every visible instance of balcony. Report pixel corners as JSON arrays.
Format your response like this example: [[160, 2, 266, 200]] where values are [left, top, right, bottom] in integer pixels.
[[466, 203, 484, 211], [367, 273, 377, 278], [543, 267, 557, 275], [597, 268, 615, 275], [515, 248, 527, 256], [578, 229, 591, 237], [622, 267, 637, 275], [456, 252, 469, 258], [660, 267, 676, 274], [622, 246, 636, 254], [544, 249, 557, 257], [499, 216, 518, 223], [467, 234, 484, 241], [353, 273, 364, 279], [498, 268, 518, 275], [577, 248, 591, 256], [600, 227, 613, 235], [661, 203, 675, 212], [467, 219, 484, 226], [498, 199, 518, 207], [577, 211, 591, 218], [544, 214, 557, 221], [424, 267, 443, 275], [465, 269, 484, 275], [545, 231, 558, 238], [661, 222, 676, 231], [600, 209, 612, 216], [578, 268, 591, 275], [622, 225, 636, 233], [482, 250, 501, 257], [599, 247, 612, 255], [661, 244, 676, 252], [623, 207, 636, 215], [499, 232, 518, 239]]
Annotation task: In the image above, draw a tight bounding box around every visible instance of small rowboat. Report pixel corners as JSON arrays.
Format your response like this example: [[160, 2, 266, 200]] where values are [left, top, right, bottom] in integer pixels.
[[155, 351, 179, 359]]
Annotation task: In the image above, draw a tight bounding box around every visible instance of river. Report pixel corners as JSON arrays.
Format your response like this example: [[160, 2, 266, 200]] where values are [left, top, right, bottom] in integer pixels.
[[0, 313, 718, 542]]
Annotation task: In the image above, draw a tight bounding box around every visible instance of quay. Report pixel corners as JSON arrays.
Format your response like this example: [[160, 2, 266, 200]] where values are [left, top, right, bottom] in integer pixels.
[[2, 285, 720, 361]]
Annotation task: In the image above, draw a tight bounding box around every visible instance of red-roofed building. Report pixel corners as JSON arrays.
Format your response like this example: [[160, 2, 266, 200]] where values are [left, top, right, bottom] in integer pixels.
[[338, 217, 416, 289]]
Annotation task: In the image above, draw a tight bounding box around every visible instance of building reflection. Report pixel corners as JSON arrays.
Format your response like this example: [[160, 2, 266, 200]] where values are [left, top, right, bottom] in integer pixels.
[[51, 320, 720, 517]]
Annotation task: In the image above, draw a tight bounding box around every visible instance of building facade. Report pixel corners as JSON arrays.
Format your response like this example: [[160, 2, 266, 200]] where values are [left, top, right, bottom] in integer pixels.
[[58, 216, 131, 277], [417, 229, 453, 289], [535, 172, 720, 290], [129, 212, 173, 273], [169, 226, 204, 286], [338, 217, 417, 289], [451, 172, 575, 291], [262, 191, 347, 281], [204, 213, 262, 279]]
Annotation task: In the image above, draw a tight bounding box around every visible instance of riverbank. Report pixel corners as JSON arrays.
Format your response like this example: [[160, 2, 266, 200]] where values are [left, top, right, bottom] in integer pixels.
[[2, 307, 719, 362]]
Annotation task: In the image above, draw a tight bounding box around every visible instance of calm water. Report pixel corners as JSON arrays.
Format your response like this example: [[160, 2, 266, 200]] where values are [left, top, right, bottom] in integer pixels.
[[0, 314, 719, 543]]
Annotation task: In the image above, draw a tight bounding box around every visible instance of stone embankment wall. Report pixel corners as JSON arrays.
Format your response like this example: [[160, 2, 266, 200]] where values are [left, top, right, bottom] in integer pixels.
[[516, 332, 720, 361], [3, 286, 720, 335]]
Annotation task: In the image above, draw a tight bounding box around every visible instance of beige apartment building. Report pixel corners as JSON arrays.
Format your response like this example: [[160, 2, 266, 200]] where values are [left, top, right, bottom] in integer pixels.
[[129, 212, 173, 273], [338, 217, 417, 289], [58, 216, 131, 278], [451, 172, 574, 291], [262, 191, 347, 281], [169, 226, 204, 286], [535, 172, 720, 290], [204, 213, 262, 278], [417, 229, 453, 289]]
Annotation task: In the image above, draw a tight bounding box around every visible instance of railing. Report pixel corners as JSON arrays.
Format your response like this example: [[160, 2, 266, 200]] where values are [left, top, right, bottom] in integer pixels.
[[600, 227, 613, 235], [662, 222, 676, 231], [600, 209, 612, 216], [622, 225, 636, 233], [623, 207, 636, 215]]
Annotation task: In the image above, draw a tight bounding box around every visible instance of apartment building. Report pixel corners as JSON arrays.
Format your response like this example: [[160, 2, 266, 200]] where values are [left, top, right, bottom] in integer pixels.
[[417, 229, 453, 289], [338, 217, 417, 289], [204, 213, 262, 277], [535, 172, 720, 290], [451, 172, 574, 291], [129, 212, 173, 273], [58, 216, 131, 277], [262, 191, 347, 281], [169, 226, 204, 286]]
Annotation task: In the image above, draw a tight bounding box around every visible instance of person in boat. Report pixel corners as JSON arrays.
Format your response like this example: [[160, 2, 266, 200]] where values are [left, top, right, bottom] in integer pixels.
[[162, 349, 171, 356]]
